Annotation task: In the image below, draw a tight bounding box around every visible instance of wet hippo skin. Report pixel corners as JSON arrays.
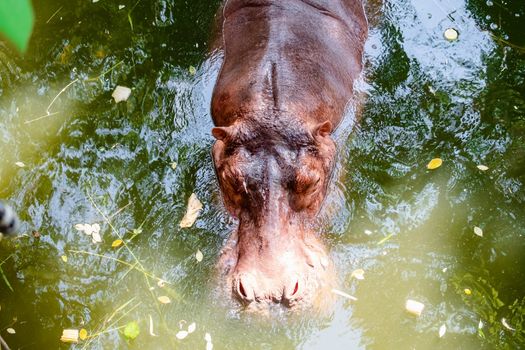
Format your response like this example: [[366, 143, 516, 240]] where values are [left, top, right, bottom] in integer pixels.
[[210, 0, 367, 310]]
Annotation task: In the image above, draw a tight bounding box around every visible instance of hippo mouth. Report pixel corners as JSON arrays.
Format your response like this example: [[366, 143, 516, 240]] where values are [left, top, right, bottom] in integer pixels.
[[217, 220, 336, 311]]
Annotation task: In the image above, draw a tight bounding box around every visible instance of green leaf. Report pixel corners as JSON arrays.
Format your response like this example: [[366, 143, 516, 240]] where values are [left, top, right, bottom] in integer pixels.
[[0, 0, 34, 52], [123, 321, 140, 340]]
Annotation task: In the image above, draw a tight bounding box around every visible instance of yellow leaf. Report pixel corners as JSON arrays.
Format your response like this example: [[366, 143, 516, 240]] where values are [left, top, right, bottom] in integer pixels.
[[464, 288, 472, 295], [79, 329, 88, 341], [426, 158, 443, 170], [112, 239, 123, 248], [179, 193, 203, 228], [157, 296, 171, 304], [61, 255, 68, 263]]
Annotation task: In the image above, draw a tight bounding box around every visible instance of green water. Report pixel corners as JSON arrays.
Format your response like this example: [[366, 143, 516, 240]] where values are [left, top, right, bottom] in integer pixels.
[[0, 0, 524, 349]]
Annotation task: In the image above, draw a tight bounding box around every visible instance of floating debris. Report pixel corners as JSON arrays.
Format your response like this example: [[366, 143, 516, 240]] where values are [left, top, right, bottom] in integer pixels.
[[195, 249, 203, 262], [474, 226, 483, 237], [176, 330, 188, 340], [351, 269, 365, 280], [179, 193, 203, 228], [15, 161, 25, 168], [502, 318, 516, 331], [331, 288, 358, 301], [123, 321, 140, 340], [187, 322, 196, 334], [439, 324, 447, 338], [405, 299, 425, 316], [149, 315, 157, 336], [6, 328, 15, 334], [60, 329, 79, 343], [444, 28, 459, 41], [477, 165, 489, 171], [157, 296, 171, 304], [111, 86, 131, 103], [112, 239, 123, 248]]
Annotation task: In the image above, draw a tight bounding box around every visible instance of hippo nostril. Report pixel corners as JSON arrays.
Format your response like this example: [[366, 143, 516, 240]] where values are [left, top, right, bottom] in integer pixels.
[[292, 281, 299, 296], [239, 281, 247, 298]]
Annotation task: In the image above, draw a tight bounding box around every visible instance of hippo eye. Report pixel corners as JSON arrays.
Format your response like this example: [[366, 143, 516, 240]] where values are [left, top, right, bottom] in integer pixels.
[[294, 172, 321, 194]]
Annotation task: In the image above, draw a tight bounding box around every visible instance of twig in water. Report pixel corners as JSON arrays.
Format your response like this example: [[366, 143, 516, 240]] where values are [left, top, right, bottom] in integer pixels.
[[0, 334, 11, 350]]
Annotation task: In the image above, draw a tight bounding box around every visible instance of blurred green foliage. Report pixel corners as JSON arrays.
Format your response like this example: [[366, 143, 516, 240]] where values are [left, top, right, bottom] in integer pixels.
[[0, 0, 34, 52]]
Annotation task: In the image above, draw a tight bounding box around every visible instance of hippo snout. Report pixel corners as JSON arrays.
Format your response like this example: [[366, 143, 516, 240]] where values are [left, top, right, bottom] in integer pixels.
[[219, 226, 335, 310]]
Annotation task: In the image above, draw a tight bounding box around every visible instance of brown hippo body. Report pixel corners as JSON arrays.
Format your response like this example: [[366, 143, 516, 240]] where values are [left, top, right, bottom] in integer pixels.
[[210, 0, 367, 309]]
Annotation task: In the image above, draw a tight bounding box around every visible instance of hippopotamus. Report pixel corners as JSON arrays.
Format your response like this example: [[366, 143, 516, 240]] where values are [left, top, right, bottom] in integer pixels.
[[210, 0, 367, 309]]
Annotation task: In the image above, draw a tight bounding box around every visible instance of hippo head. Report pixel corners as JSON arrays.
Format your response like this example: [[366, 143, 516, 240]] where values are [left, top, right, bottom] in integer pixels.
[[211, 118, 337, 310]]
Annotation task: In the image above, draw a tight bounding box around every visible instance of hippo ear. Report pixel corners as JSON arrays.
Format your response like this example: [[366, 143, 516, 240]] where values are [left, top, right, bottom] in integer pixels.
[[313, 121, 333, 138], [211, 127, 231, 141]]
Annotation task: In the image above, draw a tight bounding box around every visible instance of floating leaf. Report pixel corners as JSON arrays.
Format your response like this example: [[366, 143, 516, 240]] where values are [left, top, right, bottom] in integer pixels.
[[364, 229, 372, 235], [188, 66, 196, 75], [6, 328, 15, 334], [60, 329, 79, 343], [132, 228, 142, 235], [79, 329, 88, 341], [477, 165, 489, 171], [112, 86, 132, 103], [123, 321, 140, 340], [439, 324, 447, 338], [204, 333, 212, 342], [195, 250, 203, 262], [478, 319, 484, 329], [179, 193, 203, 228], [351, 269, 365, 280], [157, 296, 171, 304], [61, 255, 68, 263], [176, 330, 188, 340], [112, 239, 123, 248], [171, 162, 178, 170], [15, 161, 26, 168], [464, 288, 472, 295], [474, 226, 483, 237], [187, 322, 196, 334], [444, 28, 458, 41], [331, 288, 358, 301], [426, 158, 443, 170], [405, 299, 425, 316]]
